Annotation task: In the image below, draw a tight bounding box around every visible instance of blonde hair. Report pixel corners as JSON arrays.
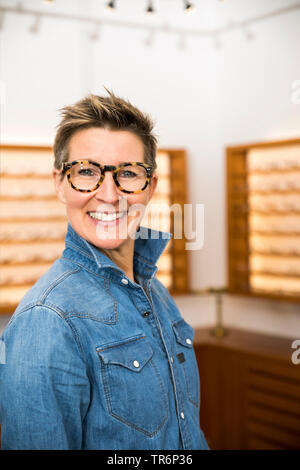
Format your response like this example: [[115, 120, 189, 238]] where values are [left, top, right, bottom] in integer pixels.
[[53, 89, 157, 170]]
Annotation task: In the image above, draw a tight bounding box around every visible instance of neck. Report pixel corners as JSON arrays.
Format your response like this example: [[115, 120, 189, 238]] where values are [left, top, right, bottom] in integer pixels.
[[99, 237, 135, 282]]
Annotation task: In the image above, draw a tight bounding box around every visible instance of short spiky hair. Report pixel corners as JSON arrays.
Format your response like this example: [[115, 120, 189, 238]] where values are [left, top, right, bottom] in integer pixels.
[[53, 89, 158, 170]]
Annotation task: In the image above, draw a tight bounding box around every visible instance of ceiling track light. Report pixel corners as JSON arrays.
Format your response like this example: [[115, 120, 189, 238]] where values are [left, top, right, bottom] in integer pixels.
[[146, 1, 154, 15], [184, 1, 195, 15], [106, 1, 115, 10]]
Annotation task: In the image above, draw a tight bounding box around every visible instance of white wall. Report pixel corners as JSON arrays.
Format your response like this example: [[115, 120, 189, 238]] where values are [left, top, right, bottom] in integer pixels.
[[0, 0, 300, 337]]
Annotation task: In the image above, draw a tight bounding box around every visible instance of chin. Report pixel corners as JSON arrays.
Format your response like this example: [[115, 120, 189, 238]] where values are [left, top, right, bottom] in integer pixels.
[[91, 236, 129, 251], [69, 214, 138, 252]]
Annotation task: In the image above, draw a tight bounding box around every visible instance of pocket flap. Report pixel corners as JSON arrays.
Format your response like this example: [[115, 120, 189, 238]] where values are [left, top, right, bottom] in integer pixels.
[[172, 319, 195, 348], [97, 335, 153, 372]]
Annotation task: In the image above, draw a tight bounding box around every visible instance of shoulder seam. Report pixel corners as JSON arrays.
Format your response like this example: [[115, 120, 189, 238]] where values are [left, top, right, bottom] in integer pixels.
[[8, 304, 88, 362], [39, 267, 81, 304]]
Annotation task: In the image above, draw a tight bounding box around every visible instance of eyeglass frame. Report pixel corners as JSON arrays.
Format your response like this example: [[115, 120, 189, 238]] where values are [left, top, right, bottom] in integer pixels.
[[61, 159, 154, 194]]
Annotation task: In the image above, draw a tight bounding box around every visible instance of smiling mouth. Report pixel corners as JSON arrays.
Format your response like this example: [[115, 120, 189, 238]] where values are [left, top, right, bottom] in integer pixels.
[[88, 211, 127, 222]]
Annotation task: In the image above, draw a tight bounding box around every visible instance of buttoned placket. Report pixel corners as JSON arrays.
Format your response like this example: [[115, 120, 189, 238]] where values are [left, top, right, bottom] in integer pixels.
[[140, 277, 193, 449], [120, 273, 188, 447]]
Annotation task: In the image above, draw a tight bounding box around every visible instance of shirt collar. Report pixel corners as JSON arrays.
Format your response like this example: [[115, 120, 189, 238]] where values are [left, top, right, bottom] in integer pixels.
[[64, 222, 172, 278]]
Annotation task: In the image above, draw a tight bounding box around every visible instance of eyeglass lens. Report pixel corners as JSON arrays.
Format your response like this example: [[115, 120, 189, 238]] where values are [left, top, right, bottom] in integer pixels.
[[69, 162, 148, 192]]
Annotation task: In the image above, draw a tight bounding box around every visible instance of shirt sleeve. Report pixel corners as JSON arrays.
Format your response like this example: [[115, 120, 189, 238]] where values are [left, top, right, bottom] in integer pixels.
[[0, 306, 90, 450]]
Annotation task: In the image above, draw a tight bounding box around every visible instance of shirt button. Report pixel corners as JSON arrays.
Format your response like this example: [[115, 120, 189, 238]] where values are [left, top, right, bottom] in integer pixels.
[[133, 360, 140, 368], [186, 338, 192, 345], [180, 412, 185, 419], [170, 356, 174, 364], [142, 311, 151, 318], [121, 278, 128, 285]]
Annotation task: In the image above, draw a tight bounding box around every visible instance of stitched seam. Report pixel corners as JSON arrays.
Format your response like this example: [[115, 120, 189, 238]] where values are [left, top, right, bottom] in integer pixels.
[[64, 313, 116, 324], [40, 267, 81, 303], [61, 257, 121, 283], [98, 355, 168, 437], [96, 335, 146, 353], [7, 304, 88, 367], [62, 276, 118, 324], [64, 317, 89, 371], [182, 362, 199, 408], [65, 240, 95, 262], [104, 278, 118, 323], [134, 252, 155, 268], [61, 257, 106, 278], [150, 358, 169, 417], [109, 410, 167, 438], [82, 238, 102, 268], [11, 302, 66, 322]]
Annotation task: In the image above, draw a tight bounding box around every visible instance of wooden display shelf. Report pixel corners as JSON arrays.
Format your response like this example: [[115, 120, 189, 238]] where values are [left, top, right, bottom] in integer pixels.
[[247, 167, 300, 175], [230, 189, 300, 195], [226, 137, 300, 304], [0, 238, 66, 245], [246, 270, 300, 279], [251, 231, 300, 237], [0, 173, 52, 179], [249, 251, 300, 258], [250, 190, 300, 195]]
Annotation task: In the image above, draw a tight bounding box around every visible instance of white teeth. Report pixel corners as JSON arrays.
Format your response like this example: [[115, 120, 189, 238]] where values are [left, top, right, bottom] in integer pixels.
[[89, 212, 125, 222]]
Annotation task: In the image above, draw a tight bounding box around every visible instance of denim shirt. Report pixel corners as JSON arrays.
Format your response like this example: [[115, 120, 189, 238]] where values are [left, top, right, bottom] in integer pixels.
[[0, 223, 209, 450]]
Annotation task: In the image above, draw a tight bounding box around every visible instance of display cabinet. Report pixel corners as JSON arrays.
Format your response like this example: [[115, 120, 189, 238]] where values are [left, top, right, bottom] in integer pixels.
[[0, 145, 189, 314], [227, 138, 300, 302], [195, 326, 300, 450]]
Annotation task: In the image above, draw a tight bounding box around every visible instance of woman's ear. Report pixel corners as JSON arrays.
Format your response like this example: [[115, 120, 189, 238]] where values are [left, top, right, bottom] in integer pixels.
[[147, 173, 158, 202], [52, 168, 67, 204]]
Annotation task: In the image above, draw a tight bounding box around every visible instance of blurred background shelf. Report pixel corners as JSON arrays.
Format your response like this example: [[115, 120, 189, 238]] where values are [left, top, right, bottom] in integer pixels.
[[227, 138, 300, 303]]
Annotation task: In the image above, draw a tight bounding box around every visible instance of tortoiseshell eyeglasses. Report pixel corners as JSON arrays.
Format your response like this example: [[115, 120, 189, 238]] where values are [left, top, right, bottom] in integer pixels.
[[61, 160, 154, 194]]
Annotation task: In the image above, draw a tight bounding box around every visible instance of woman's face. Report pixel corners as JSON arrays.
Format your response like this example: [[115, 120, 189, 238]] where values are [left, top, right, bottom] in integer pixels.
[[53, 127, 157, 251]]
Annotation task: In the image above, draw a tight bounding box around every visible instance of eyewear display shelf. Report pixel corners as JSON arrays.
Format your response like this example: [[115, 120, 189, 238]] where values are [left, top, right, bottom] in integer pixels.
[[227, 138, 300, 303], [0, 145, 189, 315]]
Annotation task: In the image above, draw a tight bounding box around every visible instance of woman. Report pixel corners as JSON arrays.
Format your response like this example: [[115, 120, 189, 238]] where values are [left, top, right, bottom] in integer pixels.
[[0, 91, 209, 450]]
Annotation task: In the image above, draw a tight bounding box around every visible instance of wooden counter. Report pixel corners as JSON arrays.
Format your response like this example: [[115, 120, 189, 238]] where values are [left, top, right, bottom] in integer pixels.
[[194, 327, 300, 450]]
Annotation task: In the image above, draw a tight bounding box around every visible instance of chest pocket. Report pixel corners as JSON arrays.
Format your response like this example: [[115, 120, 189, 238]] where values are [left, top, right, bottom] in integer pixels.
[[96, 335, 168, 437], [172, 319, 200, 408]]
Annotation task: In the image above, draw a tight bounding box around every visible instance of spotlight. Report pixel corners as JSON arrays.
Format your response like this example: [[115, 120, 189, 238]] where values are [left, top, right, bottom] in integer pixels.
[[146, 1, 154, 15], [184, 1, 195, 14], [43, 0, 55, 4], [106, 1, 115, 10]]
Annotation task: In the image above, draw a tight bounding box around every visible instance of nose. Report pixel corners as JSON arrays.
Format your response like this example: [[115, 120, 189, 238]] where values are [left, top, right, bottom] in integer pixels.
[[93, 171, 120, 204]]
